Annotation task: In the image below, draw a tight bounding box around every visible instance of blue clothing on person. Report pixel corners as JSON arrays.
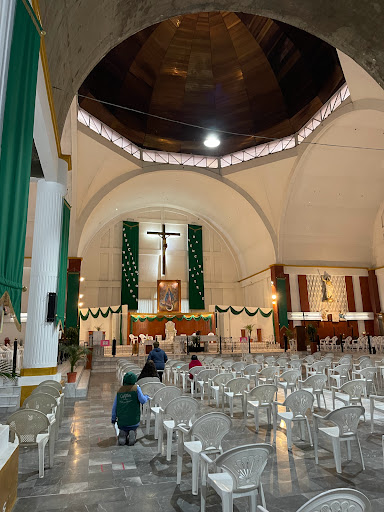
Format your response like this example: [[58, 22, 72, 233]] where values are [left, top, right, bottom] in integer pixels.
[[111, 384, 148, 431], [147, 347, 168, 370]]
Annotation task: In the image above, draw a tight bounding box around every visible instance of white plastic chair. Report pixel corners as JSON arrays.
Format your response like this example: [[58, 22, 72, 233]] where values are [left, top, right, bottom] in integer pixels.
[[369, 394, 384, 433], [331, 380, 365, 410], [195, 369, 219, 400], [244, 384, 277, 432], [264, 356, 276, 367], [255, 367, 278, 386], [231, 362, 246, 377], [242, 364, 262, 387], [158, 396, 200, 461], [137, 376, 160, 386], [190, 366, 207, 395], [328, 364, 351, 388], [256, 488, 371, 512], [298, 374, 327, 409], [176, 412, 232, 495], [313, 405, 365, 473], [273, 389, 314, 451], [208, 373, 233, 407], [222, 377, 250, 417], [145, 385, 181, 437], [354, 367, 378, 396], [277, 370, 300, 398], [201, 443, 272, 512], [7, 409, 50, 478]]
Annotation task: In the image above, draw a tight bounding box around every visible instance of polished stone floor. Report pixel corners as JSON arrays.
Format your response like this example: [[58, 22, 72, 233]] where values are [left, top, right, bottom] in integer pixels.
[[12, 372, 384, 512]]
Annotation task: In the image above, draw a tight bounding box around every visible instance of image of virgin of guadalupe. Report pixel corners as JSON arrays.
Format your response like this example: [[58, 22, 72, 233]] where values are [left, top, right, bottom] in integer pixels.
[[161, 286, 175, 311]]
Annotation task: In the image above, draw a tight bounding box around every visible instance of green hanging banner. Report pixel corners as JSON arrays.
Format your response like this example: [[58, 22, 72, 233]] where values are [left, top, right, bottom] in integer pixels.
[[214, 306, 273, 317], [188, 225, 205, 310], [66, 272, 80, 328], [277, 277, 289, 329], [121, 221, 139, 310], [0, 0, 41, 329], [79, 306, 122, 321], [56, 200, 71, 327]]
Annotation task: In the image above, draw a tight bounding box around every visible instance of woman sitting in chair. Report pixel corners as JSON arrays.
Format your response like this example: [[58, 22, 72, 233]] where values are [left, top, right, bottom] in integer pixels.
[[137, 360, 159, 381], [189, 354, 202, 379]]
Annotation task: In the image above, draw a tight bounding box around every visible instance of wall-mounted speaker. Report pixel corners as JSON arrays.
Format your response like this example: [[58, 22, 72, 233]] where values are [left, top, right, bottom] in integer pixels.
[[47, 292, 57, 322]]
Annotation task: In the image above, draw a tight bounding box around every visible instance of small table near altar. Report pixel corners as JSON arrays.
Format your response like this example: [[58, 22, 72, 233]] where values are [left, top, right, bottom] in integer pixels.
[[145, 337, 154, 354]]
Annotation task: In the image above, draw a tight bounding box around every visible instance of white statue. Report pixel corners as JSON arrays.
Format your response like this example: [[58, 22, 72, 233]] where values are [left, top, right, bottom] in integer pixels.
[[165, 320, 177, 342]]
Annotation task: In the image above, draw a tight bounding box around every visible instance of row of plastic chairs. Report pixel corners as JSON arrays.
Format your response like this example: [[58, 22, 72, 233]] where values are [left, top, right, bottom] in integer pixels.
[[6, 379, 64, 478]]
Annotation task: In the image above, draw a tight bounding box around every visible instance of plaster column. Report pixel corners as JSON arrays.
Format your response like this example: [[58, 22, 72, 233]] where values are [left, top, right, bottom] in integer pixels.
[[20, 180, 65, 402]]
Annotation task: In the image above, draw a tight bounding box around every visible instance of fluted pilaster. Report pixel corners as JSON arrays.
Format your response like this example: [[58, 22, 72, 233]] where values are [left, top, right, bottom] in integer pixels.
[[23, 179, 66, 369]]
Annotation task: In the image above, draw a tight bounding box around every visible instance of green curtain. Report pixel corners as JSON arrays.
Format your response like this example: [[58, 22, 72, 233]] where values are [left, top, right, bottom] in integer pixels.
[[66, 272, 80, 328], [121, 221, 139, 310], [79, 306, 122, 321], [215, 306, 273, 317], [56, 200, 71, 327], [277, 277, 289, 329], [188, 225, 205, 309], [0, 0, 41, 329]]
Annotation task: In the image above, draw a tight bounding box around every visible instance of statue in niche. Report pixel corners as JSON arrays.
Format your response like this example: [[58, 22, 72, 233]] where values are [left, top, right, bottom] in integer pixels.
[[320, 271, 334, 303]]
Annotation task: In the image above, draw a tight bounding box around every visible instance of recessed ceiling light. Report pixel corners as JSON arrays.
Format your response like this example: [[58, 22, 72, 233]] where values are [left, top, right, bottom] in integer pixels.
[[204, 134, 220, 148]]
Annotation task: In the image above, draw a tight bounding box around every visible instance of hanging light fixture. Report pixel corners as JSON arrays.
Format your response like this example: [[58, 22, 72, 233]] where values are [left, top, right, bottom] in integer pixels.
[[204, 133, 220, 148]]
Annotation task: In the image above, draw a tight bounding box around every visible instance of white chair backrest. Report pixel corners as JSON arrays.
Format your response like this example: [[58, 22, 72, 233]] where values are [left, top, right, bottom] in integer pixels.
[[7, 409, 50, 444], [295, 488, 371, 512], [211, 373, 233, 387], [338, 356, 352, 365], [284, 390, 314, 418], [140, 381, 165, 397], [264, 356, 276, 365], [358, 359, 372, 370], [279, 370, 300, 385], [226, 377, 250, 394], [189, 366, 206, 378], [197, 369, 218, 383], [165, 396, 200, 425], [332, 364, 350, 377], [322, 405, 365, 438], [247, 384, 277, 404], [23, 392, 57, 414], [232, 362, 246, 372], [302, 374, 327, 391], [243, 363, 262, 376], [304, 355, 315, 364], [290, 360, 302, 370], [255, 355, 264, 364], [190, 412, 232, 451], [216, 443, 272, 491], [311, 361, 327, 373], [151, 386, 181, 408], [259, 367, 278, 379], [137, 376, 160, 385], [40, 380, 63, 392], [359, 367, 377, 380], [339, 380, 366, 399], [33, 385, 60, 398]]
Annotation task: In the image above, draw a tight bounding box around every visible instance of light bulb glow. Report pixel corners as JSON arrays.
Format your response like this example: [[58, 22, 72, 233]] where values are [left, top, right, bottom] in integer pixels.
[[80, 277, 85, 282], [78, 302, 83, 307], [272, 294, 277, 300], [204, 134, 220, 148]]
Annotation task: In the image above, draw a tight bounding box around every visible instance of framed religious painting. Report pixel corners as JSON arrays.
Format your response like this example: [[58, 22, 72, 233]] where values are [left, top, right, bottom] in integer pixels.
[[157, 280, 181, 313]]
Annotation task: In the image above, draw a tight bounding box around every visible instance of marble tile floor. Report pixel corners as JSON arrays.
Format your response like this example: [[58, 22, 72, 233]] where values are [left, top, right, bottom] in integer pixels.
[[12, 373, 384, 512]]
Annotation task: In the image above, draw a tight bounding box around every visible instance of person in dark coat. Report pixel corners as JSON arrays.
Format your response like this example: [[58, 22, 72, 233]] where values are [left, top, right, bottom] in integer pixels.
[[147, 341, 168, 381], [137, 359, 159, 381], [111, 372, 149, 446], [112, 337, 117, 357], [188, 354, 202, 379]]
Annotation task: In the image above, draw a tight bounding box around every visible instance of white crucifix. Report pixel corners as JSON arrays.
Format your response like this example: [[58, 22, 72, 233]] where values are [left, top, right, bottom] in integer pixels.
[[147, 224, 180, 275]]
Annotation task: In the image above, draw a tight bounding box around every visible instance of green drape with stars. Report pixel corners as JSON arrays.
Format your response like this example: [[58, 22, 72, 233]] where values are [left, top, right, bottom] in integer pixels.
[[188, 225, 205, 310], [121, 221, 139, 310], [0, 0, 41, 330]]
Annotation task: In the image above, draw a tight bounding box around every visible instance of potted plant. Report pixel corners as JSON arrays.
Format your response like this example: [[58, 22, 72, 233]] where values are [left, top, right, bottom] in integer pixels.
[[64, 326, 79, 345], [244, 324, 255, 341], [0, 370, 18, 387], [306, 324, 318, 354], [61, 344, 90, 383]]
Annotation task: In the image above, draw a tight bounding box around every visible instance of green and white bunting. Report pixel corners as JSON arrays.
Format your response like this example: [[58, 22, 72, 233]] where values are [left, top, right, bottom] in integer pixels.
[[121, 221, 139, 310], [188, 225, 205, 310]]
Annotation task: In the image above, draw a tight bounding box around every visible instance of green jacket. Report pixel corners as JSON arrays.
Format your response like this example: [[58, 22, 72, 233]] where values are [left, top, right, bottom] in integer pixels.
[[116, 384, 141, 428]]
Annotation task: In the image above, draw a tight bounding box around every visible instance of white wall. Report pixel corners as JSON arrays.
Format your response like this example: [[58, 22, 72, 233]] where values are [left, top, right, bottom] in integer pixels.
[[80, 207, 243, 311]]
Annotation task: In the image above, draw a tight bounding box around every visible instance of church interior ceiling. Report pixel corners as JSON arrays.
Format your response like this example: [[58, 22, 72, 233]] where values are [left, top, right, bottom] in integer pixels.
[[78, 11, 345, 156]]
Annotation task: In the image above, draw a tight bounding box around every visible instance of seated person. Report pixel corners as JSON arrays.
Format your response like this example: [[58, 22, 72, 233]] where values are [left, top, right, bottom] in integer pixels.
[[111, 372, 149, 446], [189, 354, 202, 379], [137, 360, 159, 381], [147, 341, 168, 381]]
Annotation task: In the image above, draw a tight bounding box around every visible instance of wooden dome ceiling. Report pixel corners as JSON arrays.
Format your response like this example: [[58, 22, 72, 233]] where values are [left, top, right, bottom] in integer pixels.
[[79, 12, 344, 156]]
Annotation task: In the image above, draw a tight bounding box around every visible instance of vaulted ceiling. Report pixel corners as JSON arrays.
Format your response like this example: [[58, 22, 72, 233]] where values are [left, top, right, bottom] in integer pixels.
[[79, 12, 344, 155]]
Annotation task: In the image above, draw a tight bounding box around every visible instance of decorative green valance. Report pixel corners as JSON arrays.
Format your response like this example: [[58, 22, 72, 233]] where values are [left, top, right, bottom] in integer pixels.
[[80, 306, 122, 321], [215, 306, 273, 318], [56, 200, 71, 327], [0, 0, 40, 330], [130, 313, 213, 332], [188, 225, 205, 309], [121, 221, 139, 310]]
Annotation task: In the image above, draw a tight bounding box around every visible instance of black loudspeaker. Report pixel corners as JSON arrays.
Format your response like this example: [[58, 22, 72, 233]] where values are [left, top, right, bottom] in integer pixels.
[[47, 292, 57, 322]]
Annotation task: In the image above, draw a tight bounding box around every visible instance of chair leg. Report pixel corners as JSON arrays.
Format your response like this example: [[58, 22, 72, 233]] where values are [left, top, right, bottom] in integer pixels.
[[201, 466, 208, 512], [166, 427, 173, 461], [357, 436, 365, 470], [332, 438, 342, 473], [254, 407, 259, 432], [176, 433, 183, 484], [259, 482, 266, 509], [229, 397, 233, 418], [221, 492, 233, 512], [157, 422, 163, 455], [317, 393, 321, 409], [306, 417, 313, 446], [272, 407, 277, 445], [49, 427, 55, 468], [346, 439, 352, 461], [191, 454, 199, 495], [299, 420, 305, 441], [248, 492, 257, 512], [371, 407, 375, 433], [38, 441, 46, 478], [146, 405, 151, 435]]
